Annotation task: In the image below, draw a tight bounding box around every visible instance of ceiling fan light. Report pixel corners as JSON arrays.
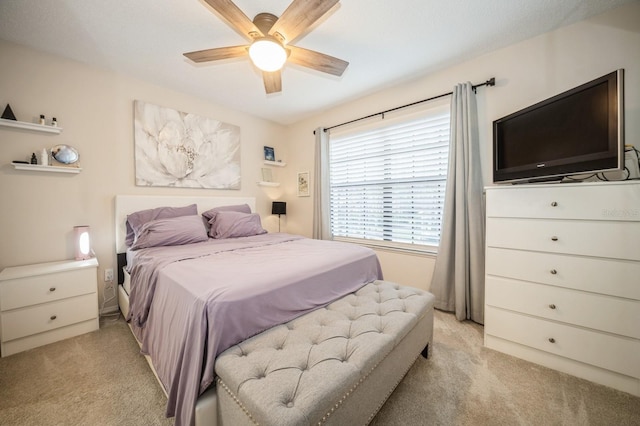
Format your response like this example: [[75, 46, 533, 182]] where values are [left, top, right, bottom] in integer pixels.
[[249, 37, 287, 72]]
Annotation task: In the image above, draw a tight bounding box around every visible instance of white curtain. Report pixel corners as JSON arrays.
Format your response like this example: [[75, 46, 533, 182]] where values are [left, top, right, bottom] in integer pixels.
[[313, 127, 332, 240], [430, 82, 486, 324]]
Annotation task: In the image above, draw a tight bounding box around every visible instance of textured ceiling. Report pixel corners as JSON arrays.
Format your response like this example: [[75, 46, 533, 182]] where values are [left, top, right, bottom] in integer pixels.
[[0, 0, 633, 125]]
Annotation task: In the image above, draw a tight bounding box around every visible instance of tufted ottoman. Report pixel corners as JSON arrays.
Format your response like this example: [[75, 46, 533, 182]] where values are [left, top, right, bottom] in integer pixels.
[[212, 280, 435, 426]]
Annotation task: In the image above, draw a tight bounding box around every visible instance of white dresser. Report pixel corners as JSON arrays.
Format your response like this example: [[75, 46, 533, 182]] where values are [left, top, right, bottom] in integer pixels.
[[484, 181, 640, 396], [0, 258, 99, 357]]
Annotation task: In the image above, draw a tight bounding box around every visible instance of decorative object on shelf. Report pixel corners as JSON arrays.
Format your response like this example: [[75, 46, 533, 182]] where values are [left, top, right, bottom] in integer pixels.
[[261, 167, 272, 182], [271, 201, 287, 232], [297, 171, 310, 197], [74, 226, 92, 260], [134, 100, 241, 189], [39, 114, 45, 125], [40, 148, 48, 166], [30, 153, 37, 164], [51, 117, 58, 127], [1, 104, 16, 120], [51, 144, 79, 164], [264, 146, 275, 161]]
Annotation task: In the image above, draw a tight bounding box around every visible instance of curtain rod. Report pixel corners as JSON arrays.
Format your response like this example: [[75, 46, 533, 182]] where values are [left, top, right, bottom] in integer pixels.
[[317, 77, 495, 133]]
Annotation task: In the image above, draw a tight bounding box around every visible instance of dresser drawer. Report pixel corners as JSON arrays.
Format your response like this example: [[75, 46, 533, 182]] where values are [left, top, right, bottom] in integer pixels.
[[486, 276, 640, 339], [486, 248, 640, 300], [0, 268, 97, 311], [485, 307, 640, 378], [1, 293, 98, 341], [487, 218, 640, 261], [486, 182, 640, 220]]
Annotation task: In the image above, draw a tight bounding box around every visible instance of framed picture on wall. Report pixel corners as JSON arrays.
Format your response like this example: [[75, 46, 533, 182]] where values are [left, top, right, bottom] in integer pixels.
[[261, 168, 272, 182], [264, 146, 275, 161], [297, 171, 310, 197]]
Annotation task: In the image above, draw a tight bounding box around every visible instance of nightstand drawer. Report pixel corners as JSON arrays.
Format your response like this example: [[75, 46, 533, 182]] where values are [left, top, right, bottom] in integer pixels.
[[486, 218, 640, 261], [1, 293, 98, 341], [0, 268, 96, 311], [486, 276, 640, 338], [485, 307, 640, 379], [486, 248, 640, 300]]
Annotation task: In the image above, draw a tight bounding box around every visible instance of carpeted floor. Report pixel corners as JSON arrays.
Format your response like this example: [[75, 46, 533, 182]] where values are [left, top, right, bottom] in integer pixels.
[[1, 310, 638, 425]]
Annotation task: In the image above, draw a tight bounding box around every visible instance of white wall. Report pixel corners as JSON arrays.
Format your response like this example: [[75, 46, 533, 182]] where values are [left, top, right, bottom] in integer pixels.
[[284, 2, 640, 291], [0, 39, 288, 312]]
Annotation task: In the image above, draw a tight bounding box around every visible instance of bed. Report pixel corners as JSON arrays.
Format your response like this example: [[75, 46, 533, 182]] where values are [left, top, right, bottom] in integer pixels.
[[114, 195, 384, 426]]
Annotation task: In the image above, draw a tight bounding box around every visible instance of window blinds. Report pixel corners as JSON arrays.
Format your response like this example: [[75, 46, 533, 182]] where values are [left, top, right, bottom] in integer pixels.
[[329, 109, 450, 249]]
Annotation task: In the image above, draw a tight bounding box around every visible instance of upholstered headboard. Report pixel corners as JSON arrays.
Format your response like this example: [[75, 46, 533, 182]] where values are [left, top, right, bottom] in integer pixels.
[[114, 195, 256, 254]]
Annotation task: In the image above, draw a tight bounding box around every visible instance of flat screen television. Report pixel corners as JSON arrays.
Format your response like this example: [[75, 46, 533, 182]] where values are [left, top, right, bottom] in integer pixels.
[[493, 69, 624, 183]]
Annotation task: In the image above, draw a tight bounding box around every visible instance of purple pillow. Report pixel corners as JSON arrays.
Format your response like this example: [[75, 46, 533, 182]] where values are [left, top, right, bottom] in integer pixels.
[[201, 204, 252, 221], [208, 210, 267, 239], [126, 204, 197, 246], [130, 215, 208, 250]]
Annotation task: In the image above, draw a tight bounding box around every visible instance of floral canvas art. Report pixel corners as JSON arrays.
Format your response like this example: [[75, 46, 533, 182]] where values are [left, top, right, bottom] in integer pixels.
[[134, 101, 241, 189]]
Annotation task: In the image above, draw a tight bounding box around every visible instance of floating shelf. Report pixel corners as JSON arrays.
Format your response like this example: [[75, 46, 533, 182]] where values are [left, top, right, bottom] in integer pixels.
[[257, 181, 280, 187], [11, 163, 81, 174], [0, 118, 63, 134], [263, 160, 286, 167]]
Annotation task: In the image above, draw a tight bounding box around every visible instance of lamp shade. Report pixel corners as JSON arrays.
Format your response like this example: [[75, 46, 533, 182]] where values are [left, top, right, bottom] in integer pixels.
[[272, 201, 287, 215], [74, 226, 91, 260]]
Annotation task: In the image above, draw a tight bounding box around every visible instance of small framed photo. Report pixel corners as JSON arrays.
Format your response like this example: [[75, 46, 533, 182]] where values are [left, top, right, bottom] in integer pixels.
[[297, 171, 310, 197], [261, 167, 272, 182], [264, 146, 275, 161]]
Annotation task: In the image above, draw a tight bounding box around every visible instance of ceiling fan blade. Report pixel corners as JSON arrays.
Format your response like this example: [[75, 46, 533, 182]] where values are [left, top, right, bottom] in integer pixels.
[[288, 45, 348, 76], [262, 71, 282, 94], [268, 0, 339, 44], [184, 45, 248, 63], [204, 0, 263, 40]]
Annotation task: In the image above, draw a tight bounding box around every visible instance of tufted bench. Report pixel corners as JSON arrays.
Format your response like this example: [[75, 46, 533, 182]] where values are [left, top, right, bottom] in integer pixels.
[[212, 280, 435, 426]]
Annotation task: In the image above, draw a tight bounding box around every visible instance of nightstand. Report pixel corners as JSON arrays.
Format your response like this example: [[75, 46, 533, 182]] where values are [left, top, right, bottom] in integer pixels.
[[0, 258, 99, 357]]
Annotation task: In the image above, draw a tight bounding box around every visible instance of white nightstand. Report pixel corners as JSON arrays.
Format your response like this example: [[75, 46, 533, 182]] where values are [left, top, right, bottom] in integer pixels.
[[0, 258, 99, 357]]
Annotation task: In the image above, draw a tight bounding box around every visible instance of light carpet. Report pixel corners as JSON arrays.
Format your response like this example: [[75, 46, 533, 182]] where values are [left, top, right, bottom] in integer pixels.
[[0, 310, 638, 425]]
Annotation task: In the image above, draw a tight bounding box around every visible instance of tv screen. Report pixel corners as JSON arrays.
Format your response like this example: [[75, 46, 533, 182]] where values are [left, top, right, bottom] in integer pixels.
[[493, 69, 624, 183]]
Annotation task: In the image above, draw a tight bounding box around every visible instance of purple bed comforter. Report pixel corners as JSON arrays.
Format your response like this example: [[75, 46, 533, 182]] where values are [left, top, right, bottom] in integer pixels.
[[126, 233, 382, 426]]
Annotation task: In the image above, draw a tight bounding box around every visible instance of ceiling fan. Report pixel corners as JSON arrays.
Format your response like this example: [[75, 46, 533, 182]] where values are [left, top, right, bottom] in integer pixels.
[[184, 0, 349, 94]]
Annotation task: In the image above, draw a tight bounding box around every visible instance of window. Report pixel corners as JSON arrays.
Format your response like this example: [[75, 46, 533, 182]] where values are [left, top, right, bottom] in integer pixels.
[[329, 105, 450, 252]]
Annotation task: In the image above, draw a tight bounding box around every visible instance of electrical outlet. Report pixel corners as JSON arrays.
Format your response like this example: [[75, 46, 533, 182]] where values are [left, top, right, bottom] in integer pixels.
[[104, 268, 114, 282]]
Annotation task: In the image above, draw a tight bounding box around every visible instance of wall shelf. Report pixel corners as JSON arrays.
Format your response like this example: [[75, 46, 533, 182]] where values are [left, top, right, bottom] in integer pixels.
[[0, 118, 63, 134], [264, 160, 286, 167], [257, 181, 280, 187], [11, 163, 81, 174]]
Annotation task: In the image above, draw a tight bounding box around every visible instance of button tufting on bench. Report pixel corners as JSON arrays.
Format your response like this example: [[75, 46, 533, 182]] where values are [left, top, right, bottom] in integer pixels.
[[215, 280, 434, 426]]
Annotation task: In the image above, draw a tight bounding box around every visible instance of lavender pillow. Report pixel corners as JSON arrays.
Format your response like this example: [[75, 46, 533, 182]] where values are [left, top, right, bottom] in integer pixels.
[[201, 204, 252, 221], [130, 215, 208, 250], [126, 204, 197, 246], [208, 210, 267, 239]]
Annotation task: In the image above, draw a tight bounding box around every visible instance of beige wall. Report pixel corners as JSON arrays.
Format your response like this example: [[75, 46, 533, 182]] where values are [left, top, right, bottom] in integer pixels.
[[1, 2, 638, 309], [284, 2, 640, 291], [0, 40, 288, 312]]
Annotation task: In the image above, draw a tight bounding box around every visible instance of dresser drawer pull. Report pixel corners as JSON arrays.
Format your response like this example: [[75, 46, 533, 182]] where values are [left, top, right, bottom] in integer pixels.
[[49, 287, 56, 292], [551, 236, 558, 241], [50, 315, 57, 321], [550, 201, 558, 207], [550, 269, 557, 275], [548, 338, 556, 343], [549, 304, 556, 310]]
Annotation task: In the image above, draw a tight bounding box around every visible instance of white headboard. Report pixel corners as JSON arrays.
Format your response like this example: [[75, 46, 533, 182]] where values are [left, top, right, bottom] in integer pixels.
[[114, 195, 256, 253]]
